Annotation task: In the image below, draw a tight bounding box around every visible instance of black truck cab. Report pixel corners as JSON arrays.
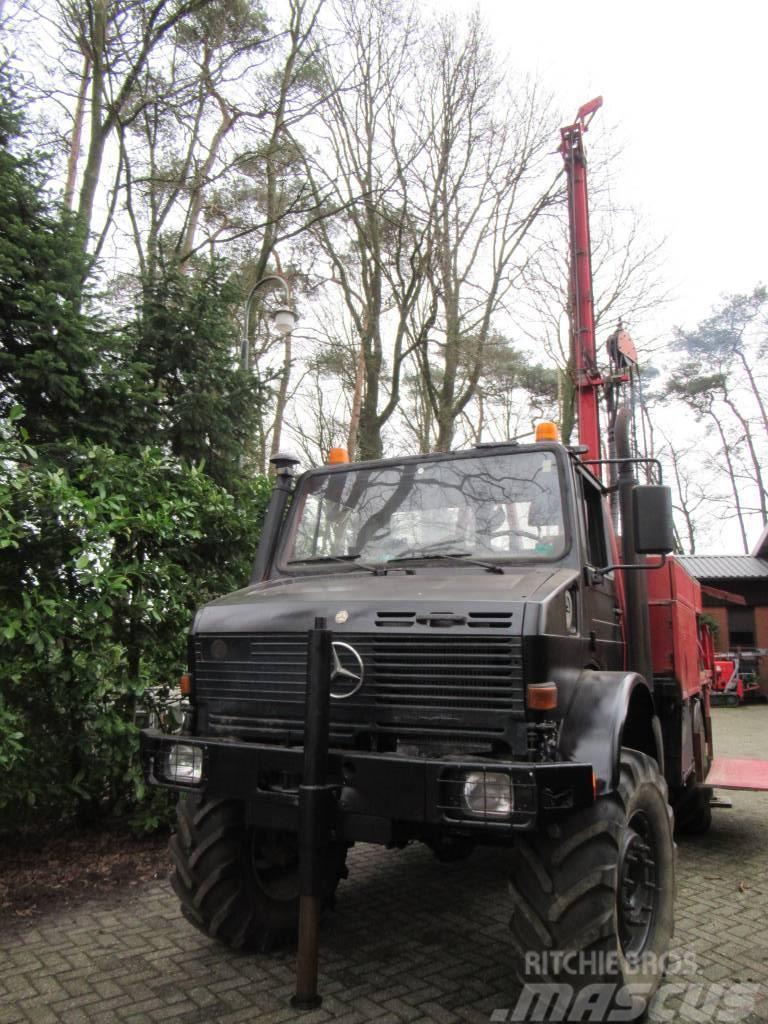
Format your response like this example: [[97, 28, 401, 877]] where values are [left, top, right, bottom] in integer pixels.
[[141, 440, 658, 842]]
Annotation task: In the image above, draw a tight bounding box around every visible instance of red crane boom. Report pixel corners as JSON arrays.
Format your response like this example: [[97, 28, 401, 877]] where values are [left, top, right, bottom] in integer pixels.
[[560, 96, 604, 472]]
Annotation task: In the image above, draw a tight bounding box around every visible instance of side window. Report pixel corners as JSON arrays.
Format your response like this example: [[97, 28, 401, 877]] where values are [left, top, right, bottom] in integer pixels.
[[580, 474, 608, 569]]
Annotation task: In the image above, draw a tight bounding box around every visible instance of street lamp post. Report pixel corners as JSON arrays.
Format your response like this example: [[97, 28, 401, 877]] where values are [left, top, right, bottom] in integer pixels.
[[240, 273, 296, 372]]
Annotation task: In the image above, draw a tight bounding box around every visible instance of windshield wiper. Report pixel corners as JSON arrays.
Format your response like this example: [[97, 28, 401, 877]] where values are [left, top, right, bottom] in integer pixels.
[[388, 549, 504, 574], [286, 554, 411, 576]]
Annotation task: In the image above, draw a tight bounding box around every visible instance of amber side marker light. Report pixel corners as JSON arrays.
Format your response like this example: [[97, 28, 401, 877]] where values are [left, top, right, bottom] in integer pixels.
[[526, 682, 558, 711], [328, 447, 349, 464], [180, 673, 191, 696], [535, 420, 558, 442]]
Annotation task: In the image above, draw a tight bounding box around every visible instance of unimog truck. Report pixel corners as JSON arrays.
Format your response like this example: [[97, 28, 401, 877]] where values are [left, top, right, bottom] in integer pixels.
[[139, 99, 745, 1015], [142, 429, 682, 1001]]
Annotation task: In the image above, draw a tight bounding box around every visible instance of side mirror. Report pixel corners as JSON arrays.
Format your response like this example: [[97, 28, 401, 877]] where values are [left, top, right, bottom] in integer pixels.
[[633, 485, 674, 555]]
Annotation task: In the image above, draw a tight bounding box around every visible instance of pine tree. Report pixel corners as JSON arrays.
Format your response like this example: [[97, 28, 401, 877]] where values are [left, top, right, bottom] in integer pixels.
[[0, 69, 97, 445], [125, 258, 266, 487]]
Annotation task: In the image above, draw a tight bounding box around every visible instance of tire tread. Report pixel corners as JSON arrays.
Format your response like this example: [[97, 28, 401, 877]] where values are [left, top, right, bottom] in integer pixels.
[[509, 748, 675, 1013], [169, 794, 347, 951]]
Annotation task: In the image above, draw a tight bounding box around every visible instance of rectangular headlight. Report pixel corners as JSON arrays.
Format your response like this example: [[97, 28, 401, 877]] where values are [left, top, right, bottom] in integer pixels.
[[462, 770, 514, 817], [165, 743, 203, 785]]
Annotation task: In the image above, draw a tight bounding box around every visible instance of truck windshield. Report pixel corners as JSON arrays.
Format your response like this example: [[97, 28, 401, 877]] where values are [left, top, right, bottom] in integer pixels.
[[283, 450, 566, 568]]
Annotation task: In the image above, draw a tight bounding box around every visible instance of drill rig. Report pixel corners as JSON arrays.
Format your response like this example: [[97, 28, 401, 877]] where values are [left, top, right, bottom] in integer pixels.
[[139, 98, 768, 1019]]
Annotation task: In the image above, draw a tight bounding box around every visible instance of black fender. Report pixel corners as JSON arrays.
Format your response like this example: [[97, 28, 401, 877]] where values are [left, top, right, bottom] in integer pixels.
[[556, 669, 664, 795]]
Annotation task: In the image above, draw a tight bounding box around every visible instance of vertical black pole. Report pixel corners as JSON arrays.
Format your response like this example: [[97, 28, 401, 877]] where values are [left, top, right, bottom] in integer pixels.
[[615, 407, 653, 686], [291, 617, 332, 1011]]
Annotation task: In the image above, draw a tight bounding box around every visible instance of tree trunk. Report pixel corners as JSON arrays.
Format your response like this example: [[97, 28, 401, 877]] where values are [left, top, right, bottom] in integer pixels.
[[178, 104, 235, 268], [357, 317, 384, 459], [357, 403, 384, 460], [64, 55, 91, 211], [76, 0, 107, 248], [737, 349, 768, 441], [710, 410, 749, 553], [669, 447, 697, 554], [721, 391, 768, 520], [346, 340, 365, 459]]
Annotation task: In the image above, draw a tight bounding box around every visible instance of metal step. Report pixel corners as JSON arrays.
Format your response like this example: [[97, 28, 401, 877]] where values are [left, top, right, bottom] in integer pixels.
[[706, 757, 768, 791]]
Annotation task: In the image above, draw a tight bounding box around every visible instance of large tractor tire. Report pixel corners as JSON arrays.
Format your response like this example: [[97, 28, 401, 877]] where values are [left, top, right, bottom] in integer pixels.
[[169, 794, 348, 951], [509, 749, 675, 1020], [676, 700, 713, 836]]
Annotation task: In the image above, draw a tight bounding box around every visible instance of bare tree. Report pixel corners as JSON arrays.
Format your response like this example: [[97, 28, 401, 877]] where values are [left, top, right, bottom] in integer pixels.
[[412, 13, 561, 452], [517, 191, 668, 446], [654, 426, 709, 553], [664, 288, 768, 550], [67, 0, 210, 253], [665, 371, 752, 552], [471, 336, 558, 444], [112, 0, 330, 275], [301, 0, 435, 460], [284, 340, 352, 465]]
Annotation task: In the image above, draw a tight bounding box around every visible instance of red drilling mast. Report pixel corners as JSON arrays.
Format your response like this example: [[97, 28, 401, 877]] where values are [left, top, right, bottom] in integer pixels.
[[560, 96, 604, 472]]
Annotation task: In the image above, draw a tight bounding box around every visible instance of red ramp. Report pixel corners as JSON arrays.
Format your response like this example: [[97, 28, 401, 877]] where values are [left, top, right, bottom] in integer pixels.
[[707, 758, 768, 791]]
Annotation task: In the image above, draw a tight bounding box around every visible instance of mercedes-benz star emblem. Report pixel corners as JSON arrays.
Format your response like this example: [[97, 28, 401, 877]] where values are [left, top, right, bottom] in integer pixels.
[[329, 641, 364, 700]]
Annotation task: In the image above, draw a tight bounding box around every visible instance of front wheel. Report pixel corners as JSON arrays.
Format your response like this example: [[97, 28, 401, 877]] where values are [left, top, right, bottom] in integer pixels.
[[509, 749, 675, 1020], [169, 795, 348, 951]]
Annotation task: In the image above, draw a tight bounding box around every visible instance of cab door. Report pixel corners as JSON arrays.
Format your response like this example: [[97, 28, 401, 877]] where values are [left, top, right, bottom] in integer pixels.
[[577, 469, 623, 670]]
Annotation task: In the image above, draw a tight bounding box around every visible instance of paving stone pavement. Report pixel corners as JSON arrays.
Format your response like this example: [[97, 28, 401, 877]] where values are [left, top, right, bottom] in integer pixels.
[[1, 706, 767, 1024]]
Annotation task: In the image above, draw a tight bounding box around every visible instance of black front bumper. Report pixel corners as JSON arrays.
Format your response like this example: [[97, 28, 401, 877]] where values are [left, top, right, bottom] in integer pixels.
[[141, 729, 594, 843]]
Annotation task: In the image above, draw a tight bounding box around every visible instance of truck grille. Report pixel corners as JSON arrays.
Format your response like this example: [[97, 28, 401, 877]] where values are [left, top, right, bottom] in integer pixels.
[[368, 635, 521, 709], [194, 632, 524, 744]]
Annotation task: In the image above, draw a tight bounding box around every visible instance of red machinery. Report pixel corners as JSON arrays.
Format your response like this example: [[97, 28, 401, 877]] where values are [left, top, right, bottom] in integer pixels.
[[712, 657, 766, 706], [560, 97, 768, 809], [560, 97, 604, 470], [713, 659, 744, 706]]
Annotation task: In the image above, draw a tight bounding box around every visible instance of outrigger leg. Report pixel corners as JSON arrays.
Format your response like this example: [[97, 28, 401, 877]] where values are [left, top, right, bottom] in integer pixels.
[[291, 618, 334, 1010]]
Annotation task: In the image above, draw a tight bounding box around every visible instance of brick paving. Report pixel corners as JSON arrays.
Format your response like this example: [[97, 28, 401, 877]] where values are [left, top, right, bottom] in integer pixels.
[[1, 706, 767, 1023]]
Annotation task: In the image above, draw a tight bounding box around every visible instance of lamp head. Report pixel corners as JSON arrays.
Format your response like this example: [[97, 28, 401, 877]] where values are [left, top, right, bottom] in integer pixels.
[[272, 307, 296, 336]]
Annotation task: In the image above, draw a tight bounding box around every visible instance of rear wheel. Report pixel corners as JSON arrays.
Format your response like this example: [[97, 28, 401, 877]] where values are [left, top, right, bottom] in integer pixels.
[[675, 700, 713, 836], [169, 795, 348, 951], [509, 749, 675, 1020], [674, 785, 712, 836]]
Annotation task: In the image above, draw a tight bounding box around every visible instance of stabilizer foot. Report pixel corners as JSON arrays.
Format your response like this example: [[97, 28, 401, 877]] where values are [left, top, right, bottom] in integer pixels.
[[290, 995, 323, 1011]]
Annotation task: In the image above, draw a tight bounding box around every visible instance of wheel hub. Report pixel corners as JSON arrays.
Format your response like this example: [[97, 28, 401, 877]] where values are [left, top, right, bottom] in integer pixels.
[[617, 811, 658, 957]]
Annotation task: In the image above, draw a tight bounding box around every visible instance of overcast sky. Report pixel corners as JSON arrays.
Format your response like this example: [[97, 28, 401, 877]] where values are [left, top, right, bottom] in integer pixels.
[[11, 0, 765, 551], [453, 0, 766, 334], [450, 0, 765, 553]]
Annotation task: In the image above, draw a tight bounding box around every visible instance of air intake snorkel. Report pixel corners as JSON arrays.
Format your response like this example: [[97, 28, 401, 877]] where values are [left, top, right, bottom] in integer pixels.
[[250, 452, 300, 584]]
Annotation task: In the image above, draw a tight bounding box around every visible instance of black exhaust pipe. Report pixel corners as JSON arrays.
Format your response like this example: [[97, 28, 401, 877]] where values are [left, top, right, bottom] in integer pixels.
[[614, 407, 653, 686]]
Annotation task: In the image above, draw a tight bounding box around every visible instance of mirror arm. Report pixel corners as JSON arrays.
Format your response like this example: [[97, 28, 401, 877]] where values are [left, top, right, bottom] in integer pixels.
[[590, 553, 668, 583], [582, 455, 664, 483]]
